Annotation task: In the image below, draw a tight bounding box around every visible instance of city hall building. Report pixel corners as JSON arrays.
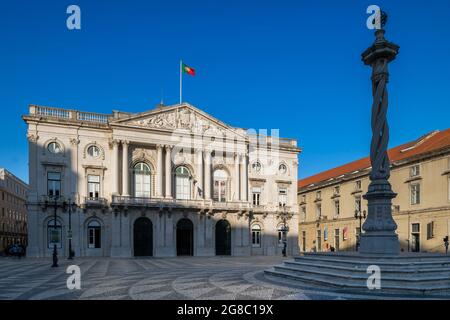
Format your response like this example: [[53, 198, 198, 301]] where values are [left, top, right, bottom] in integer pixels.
[[23, 103, 300, 257]]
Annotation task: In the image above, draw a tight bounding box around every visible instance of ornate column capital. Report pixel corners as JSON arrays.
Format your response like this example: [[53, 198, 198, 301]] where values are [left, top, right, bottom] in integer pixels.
[[27, 133, 39, 143], [121, 140, 130, 146]]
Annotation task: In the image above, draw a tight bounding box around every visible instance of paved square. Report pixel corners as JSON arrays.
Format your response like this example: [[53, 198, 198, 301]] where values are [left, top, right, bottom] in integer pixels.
[[0, 256, 349, 300]]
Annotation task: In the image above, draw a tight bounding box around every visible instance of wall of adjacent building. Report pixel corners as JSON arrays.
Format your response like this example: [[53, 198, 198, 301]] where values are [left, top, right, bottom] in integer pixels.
[[298, 152, 450, 254]]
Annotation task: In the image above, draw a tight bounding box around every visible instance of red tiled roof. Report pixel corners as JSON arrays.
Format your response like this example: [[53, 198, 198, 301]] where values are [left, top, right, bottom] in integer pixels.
[[298, 128, 450, 190]]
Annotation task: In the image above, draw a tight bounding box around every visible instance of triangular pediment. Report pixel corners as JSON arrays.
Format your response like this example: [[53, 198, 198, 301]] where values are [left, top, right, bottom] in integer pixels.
[[111, 103, 245, 138]]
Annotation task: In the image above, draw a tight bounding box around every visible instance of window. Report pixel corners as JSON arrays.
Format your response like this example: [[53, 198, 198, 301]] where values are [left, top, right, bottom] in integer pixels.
[[355, 180, 362, 190], [411, 223, 420, 252], [302, 231, 306, 252], [426, 221, 435, 240], [252, 187, 261, 206], [410, 183, 421, 205], [87, 145, 101, 158], [300, 206, 306, 221], [334, 186, 340, 195], [47, 172, 61, 198], [410, 165, 420, 177], [316, 229, 322, 252], [87, 175, 100, 199], [301, 194, 306, 203], [47, 142, 62, 154], [47, 219, 62, 249], [134, 163, 151, 198], [277, 226, 286, 247], [88, 220, 101, 249], [334, 228, 340, 251], [278, 188, 287, 206], [334, 200, 340, 217], [213, 169, 228, 202], [252, 161, 262, 173], [316, 191, 321, 200], [315, 203, 321, 220], [278, 163, 287, 175], [175, 166, 191, 200], [252, 225, 261, 247]]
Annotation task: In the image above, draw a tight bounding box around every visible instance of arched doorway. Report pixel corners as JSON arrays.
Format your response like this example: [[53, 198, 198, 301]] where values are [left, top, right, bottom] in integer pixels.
[[134, 217, 153, 256], [215, 220, 231, 256], [177, 218, 194, 256]]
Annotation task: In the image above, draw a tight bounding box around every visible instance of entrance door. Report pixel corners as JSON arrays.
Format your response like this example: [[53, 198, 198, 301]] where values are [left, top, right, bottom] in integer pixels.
[[215, 220, 231, 255], [334, 228, 340, 251], [177, 218, 194, 256], [411, 223, 420, 252], [134, 217, 153, 257]]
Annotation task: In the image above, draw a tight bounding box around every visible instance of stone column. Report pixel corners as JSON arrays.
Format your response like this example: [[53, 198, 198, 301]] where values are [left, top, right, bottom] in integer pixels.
[[360, 17, 400, 255], [156, 144, 164, 197], [165, 145, 173, 198], [112, 140, 119, 195], [204, 150, 212, 200], [196, 149, 204, 199], [122, 141, 130, 196], [240, 154, 248, 201], [234, 153, 240, 201]]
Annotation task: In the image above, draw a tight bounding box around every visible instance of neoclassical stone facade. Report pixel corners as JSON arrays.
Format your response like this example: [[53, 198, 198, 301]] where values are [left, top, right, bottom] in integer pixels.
[[23, 103, 301, 257]]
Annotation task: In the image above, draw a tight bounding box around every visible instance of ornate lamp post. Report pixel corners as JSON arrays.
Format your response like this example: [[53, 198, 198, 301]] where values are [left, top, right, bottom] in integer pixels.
[[64, 199, 77, 260], [277, 204, 293, 257], [43, 196, 65, 267], [354, 209, 366, 251], [360, 11, 400, 255]]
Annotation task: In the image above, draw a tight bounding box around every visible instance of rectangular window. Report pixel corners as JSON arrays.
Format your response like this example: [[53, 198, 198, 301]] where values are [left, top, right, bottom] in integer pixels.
[[334, 229, 340, 251], [356, 180, 362, 190], [334, 200, 340, 217], [302, 231, 306, 252], [316, 229, 322, 252], [411, 223, 420, 252], [334, 186, 340, 195], [316, 191, 321, 200], [426, 221, 435, 240], [300, 206, 306, 221], [411, 183, 421, 205], [315, 203, 321, 220], [87, 175, 100, 199], [278, 188, 287, 206], [47, 172, 61, 198], [252, 187, 261, 206], [410, 165, 420, 177]]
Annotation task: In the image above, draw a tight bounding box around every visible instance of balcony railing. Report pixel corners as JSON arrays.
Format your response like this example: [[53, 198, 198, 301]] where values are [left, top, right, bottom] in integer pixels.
[[29, 105, 110, 124], [111, 195, 252, 211], [84, 197, 108, 207]]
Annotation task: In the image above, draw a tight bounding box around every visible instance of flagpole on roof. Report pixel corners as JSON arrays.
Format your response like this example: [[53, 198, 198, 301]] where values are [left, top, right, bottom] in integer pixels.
[[179, 60, 183, 104]]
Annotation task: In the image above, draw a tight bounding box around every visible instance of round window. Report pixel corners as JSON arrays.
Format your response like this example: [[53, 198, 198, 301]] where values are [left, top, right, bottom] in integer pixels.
[[252, 162, 262, 173], [47, 142, 62, 154], [87, 145, 101, 158]]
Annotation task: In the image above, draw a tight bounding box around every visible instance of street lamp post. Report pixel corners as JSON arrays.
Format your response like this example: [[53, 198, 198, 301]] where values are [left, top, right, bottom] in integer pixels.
[[43, 196, 66, 267], [354, 210, 367, 251], [278, 204, 292, 258], [65, 200, 77, 260]]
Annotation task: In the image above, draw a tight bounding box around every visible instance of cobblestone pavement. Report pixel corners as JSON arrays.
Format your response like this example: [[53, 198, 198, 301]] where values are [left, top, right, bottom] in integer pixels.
[[0, 256, 349, 300]]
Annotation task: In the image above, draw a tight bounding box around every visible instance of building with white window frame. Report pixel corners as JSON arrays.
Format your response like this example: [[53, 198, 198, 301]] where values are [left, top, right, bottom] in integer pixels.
[[23, 103, 300, 257]]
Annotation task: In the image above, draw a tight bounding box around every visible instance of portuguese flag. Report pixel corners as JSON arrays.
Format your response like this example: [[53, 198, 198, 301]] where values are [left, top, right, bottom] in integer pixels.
[[182, 62, 195, 76]]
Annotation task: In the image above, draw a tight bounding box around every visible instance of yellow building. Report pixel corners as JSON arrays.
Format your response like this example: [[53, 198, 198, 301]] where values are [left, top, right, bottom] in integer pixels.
[[298, 129, 450, 254]]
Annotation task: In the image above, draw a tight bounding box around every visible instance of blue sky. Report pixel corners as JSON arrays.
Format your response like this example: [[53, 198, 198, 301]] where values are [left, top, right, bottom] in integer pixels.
[[1, 0, 450, 183]]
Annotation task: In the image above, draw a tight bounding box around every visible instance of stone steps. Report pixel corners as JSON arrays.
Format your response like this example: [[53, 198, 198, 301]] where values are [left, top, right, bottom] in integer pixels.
[[264, 253, 450, 297]]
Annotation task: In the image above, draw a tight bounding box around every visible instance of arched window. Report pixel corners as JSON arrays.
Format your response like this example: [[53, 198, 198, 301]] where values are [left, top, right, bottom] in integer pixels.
[[47, 219, 62, 249], [87, 145, 101, 158], [48, 142, 62, 154], [175, 166, 191, 200], [87, 220, 101, 249], [134, 163, 151, 198], [252, 224, 262, 248], [213, 169, 228, 202]]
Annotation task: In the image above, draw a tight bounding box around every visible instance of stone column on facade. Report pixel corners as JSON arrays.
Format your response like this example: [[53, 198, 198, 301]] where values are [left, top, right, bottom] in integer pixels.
[[122, 141, 130, 197], [196, 149, 204, 199], [112, 140, 120, 195], [240, 153, 248, 201], [165, 145, 173, 199], [27, 133, 39, 202], [234, 153, 240, 201], [204, 150, 212, 200], [156, 144, 164, 198]]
